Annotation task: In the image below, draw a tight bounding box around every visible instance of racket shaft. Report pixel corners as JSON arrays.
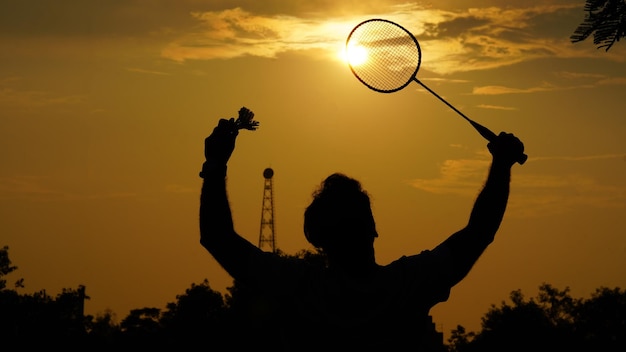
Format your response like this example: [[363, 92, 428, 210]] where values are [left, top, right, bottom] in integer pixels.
[[469, 120, 497, 141], [414, 79, 527, 164]]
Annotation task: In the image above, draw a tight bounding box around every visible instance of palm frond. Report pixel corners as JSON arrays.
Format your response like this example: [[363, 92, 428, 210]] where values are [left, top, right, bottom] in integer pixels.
[[570, 0, 626, 51]]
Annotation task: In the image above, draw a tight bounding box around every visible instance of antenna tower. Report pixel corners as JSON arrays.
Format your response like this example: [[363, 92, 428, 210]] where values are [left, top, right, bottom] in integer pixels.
[[258, 167, 276, 252]]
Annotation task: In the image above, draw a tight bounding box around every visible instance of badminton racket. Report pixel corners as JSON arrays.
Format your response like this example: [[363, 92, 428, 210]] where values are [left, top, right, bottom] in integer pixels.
[[346, 18, 527, 165]]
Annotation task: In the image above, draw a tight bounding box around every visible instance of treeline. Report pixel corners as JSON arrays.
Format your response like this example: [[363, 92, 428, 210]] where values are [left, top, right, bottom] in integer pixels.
[[2, 245, 625, 350], [0, 245, 319, 350], [1, 277, 269, 349], [447, 283, 626, 351]]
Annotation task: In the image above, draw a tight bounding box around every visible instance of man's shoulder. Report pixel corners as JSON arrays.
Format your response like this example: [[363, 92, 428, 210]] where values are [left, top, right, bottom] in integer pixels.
[[387, 246, 451, 268]]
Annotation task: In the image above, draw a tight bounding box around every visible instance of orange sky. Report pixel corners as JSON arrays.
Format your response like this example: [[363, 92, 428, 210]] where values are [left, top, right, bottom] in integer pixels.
[[1, 0, 625, 339]]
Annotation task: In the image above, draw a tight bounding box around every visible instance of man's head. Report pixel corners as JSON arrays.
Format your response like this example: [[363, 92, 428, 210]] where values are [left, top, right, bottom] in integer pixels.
[[304, 173, 378, 253]]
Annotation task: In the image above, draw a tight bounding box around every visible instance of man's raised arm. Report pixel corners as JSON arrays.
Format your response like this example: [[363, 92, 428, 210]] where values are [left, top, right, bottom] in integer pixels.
[[440, 132, 525, 286]]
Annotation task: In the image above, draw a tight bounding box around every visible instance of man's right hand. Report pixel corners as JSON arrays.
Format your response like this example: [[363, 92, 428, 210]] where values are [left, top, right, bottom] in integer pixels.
[[487, 132, 525, 167]]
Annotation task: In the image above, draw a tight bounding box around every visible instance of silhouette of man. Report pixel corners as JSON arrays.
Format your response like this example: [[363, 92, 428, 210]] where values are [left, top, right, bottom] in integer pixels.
[[199, 107, 524, 351]]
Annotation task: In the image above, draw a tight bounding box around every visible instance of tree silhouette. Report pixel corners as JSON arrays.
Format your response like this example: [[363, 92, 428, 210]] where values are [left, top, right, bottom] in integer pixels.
[[1, 286, 90, 348], [159, 279, 230, 349], [574, 287, 626, 350], [0, 245, 19, 290], [447, 325, 476, 352], [3, 245, 625, 350], [571, 0, 626, 51], [84, 309, 121, 348], [447, 284, 626, 352], [118, 307, 162, 347], [0, 247, 90, 348]]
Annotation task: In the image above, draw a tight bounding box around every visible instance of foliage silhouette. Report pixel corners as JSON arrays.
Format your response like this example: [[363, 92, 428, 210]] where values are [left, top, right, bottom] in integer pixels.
[[571, 0, 626, 51], [447, 283, 626, 352], [160, 279, 230, 349], [0, 245, 19, 290], [84, 309, 121, 348], [2, 246, 626, 350]]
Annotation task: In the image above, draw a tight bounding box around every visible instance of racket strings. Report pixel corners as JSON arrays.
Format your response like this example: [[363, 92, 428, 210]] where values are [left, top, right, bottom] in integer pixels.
[[347, 20, 421, 92]]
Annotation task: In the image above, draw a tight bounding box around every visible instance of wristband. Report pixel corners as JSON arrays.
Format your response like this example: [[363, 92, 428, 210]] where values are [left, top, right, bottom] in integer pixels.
[[199, 160, 227, 178]]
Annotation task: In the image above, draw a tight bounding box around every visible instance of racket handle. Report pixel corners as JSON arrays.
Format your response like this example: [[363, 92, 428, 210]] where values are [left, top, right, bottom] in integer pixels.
[[469, 120, 527, 165]]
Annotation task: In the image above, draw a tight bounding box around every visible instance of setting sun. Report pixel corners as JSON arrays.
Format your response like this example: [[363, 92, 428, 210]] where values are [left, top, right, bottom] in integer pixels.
[[342, 43, 368, 66]]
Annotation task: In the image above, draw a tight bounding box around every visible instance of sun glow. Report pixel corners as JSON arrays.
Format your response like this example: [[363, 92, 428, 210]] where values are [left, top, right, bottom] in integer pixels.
[[341, 43, 368, 66]]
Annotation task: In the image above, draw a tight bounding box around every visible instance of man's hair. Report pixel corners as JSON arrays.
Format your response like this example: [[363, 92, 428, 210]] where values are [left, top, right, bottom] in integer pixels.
[[304, 173, 378, 249]]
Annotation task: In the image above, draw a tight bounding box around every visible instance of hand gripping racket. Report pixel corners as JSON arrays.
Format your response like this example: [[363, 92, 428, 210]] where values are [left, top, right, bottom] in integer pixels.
[[346, 19, 527, 165]]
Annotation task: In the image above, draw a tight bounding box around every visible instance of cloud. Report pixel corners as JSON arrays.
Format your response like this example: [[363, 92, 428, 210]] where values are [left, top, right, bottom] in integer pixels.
[[126, 68, 171, 76], [0, 176, 137, 202], [164, 184, 196, 194], [158, 3, 626, 75], [472, 82, 560, 95], [511, 173, 626, 217], [529, 154, 626, 162], [471, 71, 626, 95], [597, 77, 626, 86], [407, 153, 626, 217], [4, 2, 624, 75], [554, 71, 606, 80], [407, 157, 491, 197], [0, 175, 199, 201], [0, 176, 62, 200], [0, 75, 87, 111], [0, 0, 200, 38], [0, 86, 86, 112], [476, 104, 518, 111], [161, 7, 353, 62]]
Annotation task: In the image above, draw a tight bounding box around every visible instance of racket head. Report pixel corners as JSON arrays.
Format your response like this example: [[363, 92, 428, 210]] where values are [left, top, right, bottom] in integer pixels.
[[346, 19, 422, 93]]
